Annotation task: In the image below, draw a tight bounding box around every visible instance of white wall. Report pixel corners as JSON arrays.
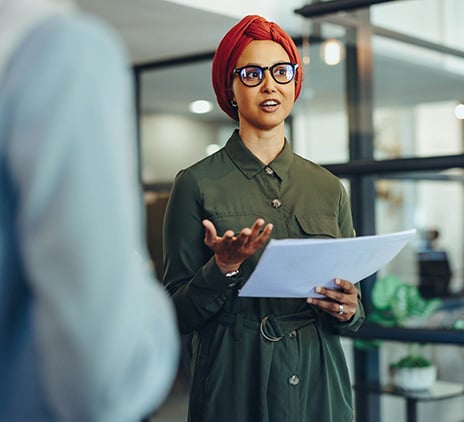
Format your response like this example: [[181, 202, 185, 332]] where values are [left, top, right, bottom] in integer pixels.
[[141, 113, 221, 183]]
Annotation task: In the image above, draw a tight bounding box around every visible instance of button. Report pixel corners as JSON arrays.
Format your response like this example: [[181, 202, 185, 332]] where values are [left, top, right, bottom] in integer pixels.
[[289, 375, 300, 386], [271, 199, 281, 209], [264, 166, 274, 175], [288, 330, 297, 339]]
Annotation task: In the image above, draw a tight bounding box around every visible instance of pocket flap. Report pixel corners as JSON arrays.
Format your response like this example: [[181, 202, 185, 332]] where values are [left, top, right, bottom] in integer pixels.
[[295, 214, 340, 238]]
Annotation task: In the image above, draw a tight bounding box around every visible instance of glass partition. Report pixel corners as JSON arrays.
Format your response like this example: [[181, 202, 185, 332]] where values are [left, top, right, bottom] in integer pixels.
[[293, 24, 349, 164], [372, 36, 464, 160], [375, 173, 464, 300], [140, 61, 236, 185], [371, 0, 464, 50]]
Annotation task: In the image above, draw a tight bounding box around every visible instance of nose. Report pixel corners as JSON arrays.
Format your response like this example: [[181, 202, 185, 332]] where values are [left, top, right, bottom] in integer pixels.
[[261, 69, 276, 91]]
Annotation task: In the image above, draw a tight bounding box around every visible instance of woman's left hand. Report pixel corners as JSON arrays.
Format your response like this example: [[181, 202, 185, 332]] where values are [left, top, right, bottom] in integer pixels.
[[306, 278, 358, 322]]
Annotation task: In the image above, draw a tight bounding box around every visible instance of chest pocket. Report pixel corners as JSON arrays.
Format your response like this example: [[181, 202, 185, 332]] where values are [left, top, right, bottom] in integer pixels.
[[295, 214, 341, 239], [211, 214, 263, 237]]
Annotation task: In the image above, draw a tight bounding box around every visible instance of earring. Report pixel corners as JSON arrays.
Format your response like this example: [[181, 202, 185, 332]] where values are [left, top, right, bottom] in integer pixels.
[[231, 99, 238, 108]]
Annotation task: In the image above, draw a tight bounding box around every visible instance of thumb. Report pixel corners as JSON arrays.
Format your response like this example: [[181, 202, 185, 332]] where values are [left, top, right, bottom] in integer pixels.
[[202, 219, 217, 245]]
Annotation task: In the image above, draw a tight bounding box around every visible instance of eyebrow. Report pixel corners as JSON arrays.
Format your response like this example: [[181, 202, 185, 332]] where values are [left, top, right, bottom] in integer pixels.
[[237, 61, 290, 67]]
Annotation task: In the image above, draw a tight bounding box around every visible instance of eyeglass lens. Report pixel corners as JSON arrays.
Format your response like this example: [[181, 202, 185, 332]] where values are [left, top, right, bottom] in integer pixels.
[[236, 63, 297, 87]]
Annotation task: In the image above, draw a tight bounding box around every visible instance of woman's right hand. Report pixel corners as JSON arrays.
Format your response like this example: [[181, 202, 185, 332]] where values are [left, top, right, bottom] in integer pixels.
[[202, 218, 273, 274]]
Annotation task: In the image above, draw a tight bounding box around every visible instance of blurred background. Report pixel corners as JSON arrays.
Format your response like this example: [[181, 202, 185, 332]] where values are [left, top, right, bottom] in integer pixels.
[[75, 1, 464, 421]]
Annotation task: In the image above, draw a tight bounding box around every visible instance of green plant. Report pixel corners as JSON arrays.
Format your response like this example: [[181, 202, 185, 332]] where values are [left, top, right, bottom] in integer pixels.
[[390, 354, 433, 369], [355, 274, 442, 353], [389, 343, 433, 369], [370, 274, 442, 327]]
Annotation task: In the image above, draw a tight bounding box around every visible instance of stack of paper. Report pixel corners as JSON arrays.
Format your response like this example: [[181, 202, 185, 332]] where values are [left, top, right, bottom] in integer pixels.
[[238, 229, 416, 298]]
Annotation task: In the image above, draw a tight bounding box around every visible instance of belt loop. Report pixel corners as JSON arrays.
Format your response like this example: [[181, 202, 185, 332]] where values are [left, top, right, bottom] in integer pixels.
[[234, 313, 243, 342]]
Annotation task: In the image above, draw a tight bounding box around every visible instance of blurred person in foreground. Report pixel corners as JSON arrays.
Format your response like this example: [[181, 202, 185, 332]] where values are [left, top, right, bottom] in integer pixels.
[[162, 15, 365, 422], [0, 0, 179, 420]]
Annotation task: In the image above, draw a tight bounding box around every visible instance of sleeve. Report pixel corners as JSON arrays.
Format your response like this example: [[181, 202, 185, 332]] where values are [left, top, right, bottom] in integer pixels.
[[162, 169, 242, 334], [5, 16, 179, 421], [332, 181, 366, 333]]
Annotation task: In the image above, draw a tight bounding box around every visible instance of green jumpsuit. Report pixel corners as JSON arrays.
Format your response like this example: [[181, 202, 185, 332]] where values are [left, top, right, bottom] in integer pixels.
[[163, 130, 365, 422]]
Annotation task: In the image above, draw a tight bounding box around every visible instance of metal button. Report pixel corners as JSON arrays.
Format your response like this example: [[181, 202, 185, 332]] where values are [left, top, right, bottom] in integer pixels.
[[289, 375, 300, 386], [271, 199, 281, 209], [264, 166, 274, 175], [288, 330, 297, 339]]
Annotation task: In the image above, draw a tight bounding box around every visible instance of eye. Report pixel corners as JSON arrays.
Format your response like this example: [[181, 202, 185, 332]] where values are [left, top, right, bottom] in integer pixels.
[[242, 67, 261, 80], [274, 64, 292, 79]]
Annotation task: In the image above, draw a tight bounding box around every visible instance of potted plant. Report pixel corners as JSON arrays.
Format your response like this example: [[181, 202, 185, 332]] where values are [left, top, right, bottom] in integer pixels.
[[389, 343, 437, 391], [356, 274, 442, 390]]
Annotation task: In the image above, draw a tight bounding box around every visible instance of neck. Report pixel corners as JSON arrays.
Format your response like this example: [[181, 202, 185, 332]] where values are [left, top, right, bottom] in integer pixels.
[[238, 126, 285, 165]]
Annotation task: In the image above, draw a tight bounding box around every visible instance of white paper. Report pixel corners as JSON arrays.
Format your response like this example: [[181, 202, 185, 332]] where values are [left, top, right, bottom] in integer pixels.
[[238, 229, 417, 298]]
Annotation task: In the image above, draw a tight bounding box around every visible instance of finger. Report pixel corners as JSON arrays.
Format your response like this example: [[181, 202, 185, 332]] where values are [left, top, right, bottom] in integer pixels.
[[307, 297, 339, 314], [307, 297, 351, 320], [249, 218, 266, 238], [202, 219, 217, 245], [235, 227, 252, 245], [222, 230, 236, 246], [334, 278, 356, 293], [253, 223, 273, 246], [313, 285, 345, 303]]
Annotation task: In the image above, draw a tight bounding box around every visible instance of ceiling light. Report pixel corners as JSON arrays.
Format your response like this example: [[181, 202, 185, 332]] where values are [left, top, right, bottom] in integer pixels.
[[189, 100, 213, 114], [454, 103, 464, 120], [321, 38, 344, 66]]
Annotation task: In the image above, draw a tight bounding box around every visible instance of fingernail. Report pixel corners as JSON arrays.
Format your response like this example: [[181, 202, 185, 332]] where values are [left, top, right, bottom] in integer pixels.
[[335, 278, 341, 285], [315, 286, 322, 293], [307, 298, 313, 304]]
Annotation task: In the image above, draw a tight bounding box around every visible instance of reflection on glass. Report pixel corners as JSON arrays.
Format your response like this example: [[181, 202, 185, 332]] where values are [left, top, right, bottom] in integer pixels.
[[140, 62, 237, 184], [372, 0, 464, 51], [372, 35, 464, 159], [375, 176, 464, 300], [293, 26, 349, 164]]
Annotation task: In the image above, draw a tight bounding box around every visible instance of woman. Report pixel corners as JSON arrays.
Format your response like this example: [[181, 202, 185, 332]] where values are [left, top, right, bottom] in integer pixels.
[[163, 15, 365, 422]]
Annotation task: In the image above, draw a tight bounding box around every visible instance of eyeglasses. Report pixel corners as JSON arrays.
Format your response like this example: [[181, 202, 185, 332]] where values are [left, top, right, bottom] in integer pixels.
[[232, 62, 299, 87]]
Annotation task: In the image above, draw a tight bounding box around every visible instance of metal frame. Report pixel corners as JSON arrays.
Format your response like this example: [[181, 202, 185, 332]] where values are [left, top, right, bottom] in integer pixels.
[[325, 154, 464, 177], [295, 0, 405, 18], [346, 323, 464, 345]]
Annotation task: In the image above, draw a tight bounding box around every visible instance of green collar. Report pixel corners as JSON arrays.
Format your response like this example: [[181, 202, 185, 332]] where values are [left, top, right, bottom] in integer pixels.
[[224, 129, 294, 180]]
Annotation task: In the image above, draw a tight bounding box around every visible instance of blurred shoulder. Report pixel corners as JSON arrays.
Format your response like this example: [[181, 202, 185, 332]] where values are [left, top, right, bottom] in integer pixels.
[[26, 13, 129, 66]]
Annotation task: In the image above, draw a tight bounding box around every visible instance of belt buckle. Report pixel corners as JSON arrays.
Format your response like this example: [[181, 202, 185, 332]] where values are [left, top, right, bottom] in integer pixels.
[[259, 315, 283, 342]]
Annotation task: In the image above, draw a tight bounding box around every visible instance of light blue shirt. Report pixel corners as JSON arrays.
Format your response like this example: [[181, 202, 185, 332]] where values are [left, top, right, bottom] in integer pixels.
[[0, 14, 179, 421]]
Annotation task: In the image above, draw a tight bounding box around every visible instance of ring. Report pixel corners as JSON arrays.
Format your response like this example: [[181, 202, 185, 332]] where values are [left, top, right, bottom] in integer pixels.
[[338, 304, 344, 315]]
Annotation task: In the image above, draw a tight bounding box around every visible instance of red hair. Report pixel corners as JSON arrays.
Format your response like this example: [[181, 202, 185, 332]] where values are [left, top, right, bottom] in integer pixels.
[[212, 15, 303, 121]]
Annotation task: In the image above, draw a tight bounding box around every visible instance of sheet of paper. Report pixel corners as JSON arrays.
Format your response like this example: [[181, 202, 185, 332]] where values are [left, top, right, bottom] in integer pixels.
[[238, 229, 417, 298]]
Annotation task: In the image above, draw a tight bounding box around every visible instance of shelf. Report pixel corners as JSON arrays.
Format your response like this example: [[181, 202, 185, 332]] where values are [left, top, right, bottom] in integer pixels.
[[343, 322, 464, 345], [354, 381, 464, 422], [354, 380, 464, 402]]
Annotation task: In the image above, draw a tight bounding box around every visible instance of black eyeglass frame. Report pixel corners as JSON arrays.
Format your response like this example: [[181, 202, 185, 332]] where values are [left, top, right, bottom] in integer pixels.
[[232, 62, 299, 87]]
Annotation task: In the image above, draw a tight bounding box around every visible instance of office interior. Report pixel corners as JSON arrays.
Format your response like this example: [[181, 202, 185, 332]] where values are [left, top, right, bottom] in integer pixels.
[[77, 0, 464, 421]]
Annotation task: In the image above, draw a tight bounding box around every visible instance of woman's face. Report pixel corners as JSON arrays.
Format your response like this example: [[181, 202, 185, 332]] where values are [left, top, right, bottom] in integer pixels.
[[232, 40, 296, 132]]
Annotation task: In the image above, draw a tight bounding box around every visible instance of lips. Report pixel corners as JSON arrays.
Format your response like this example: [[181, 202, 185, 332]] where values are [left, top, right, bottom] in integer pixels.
[[260, 99, 280, 110]]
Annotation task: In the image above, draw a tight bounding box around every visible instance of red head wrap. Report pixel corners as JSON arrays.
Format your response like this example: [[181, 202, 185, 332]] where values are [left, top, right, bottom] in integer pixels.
[[212, 15, 303, 121]]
